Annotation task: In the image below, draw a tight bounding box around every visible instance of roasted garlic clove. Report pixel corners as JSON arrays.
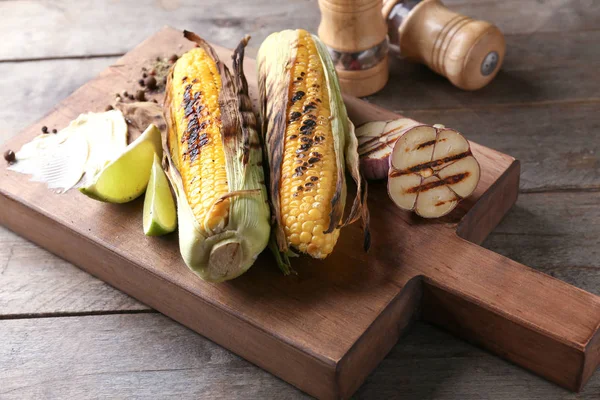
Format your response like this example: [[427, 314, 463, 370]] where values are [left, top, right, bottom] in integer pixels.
[[387, 125, 480, 218]]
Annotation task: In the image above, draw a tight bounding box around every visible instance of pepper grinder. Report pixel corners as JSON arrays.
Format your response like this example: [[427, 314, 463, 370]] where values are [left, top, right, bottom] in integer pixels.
[[383, 0, 505, 90], [318, 0, 390, 97]]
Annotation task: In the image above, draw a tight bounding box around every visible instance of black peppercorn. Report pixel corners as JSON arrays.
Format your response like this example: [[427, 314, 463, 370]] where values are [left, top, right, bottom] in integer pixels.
[[145, 76, 157, 90], [4, 149, 16, 164]]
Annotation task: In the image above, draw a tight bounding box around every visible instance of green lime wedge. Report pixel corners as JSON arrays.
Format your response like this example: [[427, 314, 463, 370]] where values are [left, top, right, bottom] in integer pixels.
[[143, 153, 177, 236], [80, 124, 162, 203]]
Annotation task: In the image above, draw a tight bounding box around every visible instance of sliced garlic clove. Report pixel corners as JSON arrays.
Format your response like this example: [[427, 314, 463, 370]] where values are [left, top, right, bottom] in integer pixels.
[[438, 155, 480, 198], [355, 118, 421, 180], [413, 175, 459, 218], [356, 121, 388, 146], [390, 125, 437, 172], [388, 172, 422, 211], [431, 128, 471, 171]]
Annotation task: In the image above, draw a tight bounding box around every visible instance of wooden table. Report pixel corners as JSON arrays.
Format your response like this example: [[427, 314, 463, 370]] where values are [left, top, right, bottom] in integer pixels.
[[1, 1, 598, 398]]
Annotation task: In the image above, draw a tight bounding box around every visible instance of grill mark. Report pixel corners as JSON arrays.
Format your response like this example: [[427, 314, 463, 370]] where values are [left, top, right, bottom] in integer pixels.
[[435, 199, 454, 206], [416, 140, 436, 150], [359, 140, 395, 157], [405, 172, 470, 194], [181, 83, 210, 163], [389, 151, 471, 177]]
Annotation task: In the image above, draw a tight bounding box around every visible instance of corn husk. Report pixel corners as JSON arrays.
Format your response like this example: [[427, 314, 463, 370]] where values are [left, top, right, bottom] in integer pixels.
[[163, 32, 270, 282], [257, 30, 370, 269]]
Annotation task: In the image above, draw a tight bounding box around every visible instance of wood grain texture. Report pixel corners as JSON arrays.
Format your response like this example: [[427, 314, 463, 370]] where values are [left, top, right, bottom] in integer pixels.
[[1, 27, 600, 398], [0, 225, 147, 317], [0, 0, 320, 60], [0, 0, 596, 61], [2, 314, 599, 399], [0, 58, 118, 141]]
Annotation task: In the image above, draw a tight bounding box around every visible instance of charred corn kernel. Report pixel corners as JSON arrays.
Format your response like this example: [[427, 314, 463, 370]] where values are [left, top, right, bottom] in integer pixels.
[[164, 32, 270, 282], [259, 29, 368, 267]]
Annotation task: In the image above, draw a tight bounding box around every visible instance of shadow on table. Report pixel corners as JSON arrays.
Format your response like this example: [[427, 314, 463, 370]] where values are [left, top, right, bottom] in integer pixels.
[[353, 321, 576, 400]]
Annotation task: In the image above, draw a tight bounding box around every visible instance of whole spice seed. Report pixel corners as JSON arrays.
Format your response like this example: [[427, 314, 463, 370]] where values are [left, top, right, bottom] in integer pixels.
[[169, 54, 179, 63], [138, 79, 145, 87], [4, 149, 16, 164], [105, 105, 114, 111], [41, 126, 48, 134], [123, 91, 129, 97], [142, 72, 148, 78], [128, 94, 135, 100], [135, 90, 146, 101], [52, 129, 57, 133], [145, 76, 157, 90]]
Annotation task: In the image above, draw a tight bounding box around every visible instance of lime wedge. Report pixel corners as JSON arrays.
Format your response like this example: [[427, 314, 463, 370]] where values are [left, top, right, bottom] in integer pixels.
[[143, 153, 177, 236], [80, 124, 162, 203]]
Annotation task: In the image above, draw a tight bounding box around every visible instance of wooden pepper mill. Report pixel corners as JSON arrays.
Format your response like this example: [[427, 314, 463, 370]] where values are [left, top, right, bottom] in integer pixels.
[[318, 0, 506, 95], [383, 0, 505, 90], [318, 0, 390, 97]]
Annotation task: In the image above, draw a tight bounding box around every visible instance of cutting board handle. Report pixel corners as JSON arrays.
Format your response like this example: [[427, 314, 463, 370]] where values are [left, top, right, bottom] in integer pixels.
[[420, 236, 600, 391]]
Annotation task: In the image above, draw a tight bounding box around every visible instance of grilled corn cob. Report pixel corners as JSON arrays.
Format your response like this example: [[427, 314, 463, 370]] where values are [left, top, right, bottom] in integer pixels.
[[163, 31, 270, 282], [258, 29, 369, 266]]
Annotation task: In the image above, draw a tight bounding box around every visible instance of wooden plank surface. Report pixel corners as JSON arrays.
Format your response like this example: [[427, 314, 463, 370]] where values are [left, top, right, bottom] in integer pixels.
[[1, 0, 599, 398], [3, 313, 599, 400], [0, 0, 596, 60]]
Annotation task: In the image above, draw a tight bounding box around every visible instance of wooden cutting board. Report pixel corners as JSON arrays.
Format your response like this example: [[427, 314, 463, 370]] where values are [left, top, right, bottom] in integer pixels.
[[1, 27, 599, 399]]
